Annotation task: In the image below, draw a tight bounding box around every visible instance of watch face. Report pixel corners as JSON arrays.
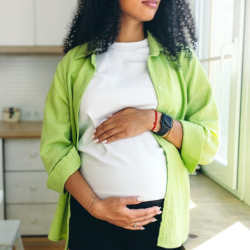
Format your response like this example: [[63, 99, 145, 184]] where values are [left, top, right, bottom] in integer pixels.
[[155, 114, 172, 136], [154, 113, 173, 136], [165, 115, 173, 129]]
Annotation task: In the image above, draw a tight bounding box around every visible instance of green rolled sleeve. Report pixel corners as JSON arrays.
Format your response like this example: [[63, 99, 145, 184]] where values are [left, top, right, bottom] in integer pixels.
[[40, 53, 81, 194], [177, 49, 220, 174]]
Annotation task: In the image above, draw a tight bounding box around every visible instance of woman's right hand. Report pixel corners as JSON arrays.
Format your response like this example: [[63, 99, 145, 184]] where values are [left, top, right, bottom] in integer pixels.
[[88, 196, 162, 230]]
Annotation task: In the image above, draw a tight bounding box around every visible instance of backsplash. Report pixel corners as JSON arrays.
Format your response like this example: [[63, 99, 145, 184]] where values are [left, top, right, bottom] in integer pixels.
[[0, 54, 63, 121]]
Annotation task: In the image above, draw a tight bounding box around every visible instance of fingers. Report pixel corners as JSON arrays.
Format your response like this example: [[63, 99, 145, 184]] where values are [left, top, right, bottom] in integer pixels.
[[120, 196, 162, 222], [131, 209, 161, 223], [122, 206, 162, 231], [119, 196, 143, 205], [94, 124, 117, 141], [97, 128, 124, 144], [131, 216, 158, 230], [110, 214, 159, 231], [128, 206, 162, 219], [123, 216, 158, 231], [123, 225, 145, 230], [108, 196, 162, 231], [107, 218, 145, 231]]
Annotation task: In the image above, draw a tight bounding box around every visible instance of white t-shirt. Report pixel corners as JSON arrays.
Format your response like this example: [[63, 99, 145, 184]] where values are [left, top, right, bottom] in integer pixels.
[[78, 37, 167, 201]]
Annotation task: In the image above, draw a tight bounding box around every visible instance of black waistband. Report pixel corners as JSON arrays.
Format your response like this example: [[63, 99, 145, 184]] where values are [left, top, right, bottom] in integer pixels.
[[126, 198, 164, 209], [70, 195, 164, 210]]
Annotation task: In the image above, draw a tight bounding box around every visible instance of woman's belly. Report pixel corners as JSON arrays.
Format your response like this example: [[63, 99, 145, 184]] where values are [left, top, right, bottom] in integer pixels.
[[78, 125, 167, 201]]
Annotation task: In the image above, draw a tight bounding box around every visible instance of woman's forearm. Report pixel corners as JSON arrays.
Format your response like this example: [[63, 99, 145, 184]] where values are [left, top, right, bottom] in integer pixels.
[[162, 119, 183, 150], [147, 110, 183, 150], [64, 170, 101, 213]]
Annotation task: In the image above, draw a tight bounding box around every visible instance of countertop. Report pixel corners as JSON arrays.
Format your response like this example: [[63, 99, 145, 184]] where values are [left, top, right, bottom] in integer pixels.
[[0, 120, 42, 139]]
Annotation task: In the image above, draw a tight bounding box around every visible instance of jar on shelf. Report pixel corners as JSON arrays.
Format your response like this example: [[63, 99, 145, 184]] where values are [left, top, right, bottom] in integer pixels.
[[2, 107, 21, 122]]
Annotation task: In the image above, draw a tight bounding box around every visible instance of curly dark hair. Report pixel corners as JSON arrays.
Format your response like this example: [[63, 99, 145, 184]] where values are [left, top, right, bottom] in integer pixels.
[[63, 0, 197, 65]]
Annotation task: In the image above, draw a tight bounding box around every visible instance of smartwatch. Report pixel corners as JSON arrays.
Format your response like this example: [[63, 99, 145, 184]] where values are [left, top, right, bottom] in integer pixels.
[[153, 112, 173, 136]]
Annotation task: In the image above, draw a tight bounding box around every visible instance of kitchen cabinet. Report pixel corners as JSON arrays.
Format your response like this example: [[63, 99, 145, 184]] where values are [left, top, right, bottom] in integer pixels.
[[5, 139, 43, 171], [6, 203, 57, 235], [5, 162, 58, 204], [0, 0, 34, 45], [0, 0, 78, 48], [35, 0, 78, 45], [0, 121, 59, 235]]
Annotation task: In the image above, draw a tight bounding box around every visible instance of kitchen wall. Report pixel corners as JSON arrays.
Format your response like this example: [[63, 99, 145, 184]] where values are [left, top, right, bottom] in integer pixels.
[[0, 53, 63, 227], [0, 55, 62, 121], [0, 0, 195, 122]]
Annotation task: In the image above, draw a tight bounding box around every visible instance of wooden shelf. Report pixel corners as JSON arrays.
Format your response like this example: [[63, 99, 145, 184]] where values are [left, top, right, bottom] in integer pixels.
[[0, 46, 64, 55], [0, 120, 42, 139]]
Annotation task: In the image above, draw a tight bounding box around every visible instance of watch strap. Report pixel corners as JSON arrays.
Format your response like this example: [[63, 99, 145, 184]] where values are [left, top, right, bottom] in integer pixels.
[[154, 113, 173, 136]]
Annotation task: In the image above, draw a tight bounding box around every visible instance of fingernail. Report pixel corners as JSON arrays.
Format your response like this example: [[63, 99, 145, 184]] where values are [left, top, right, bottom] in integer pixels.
[[140, 227, 145, 230], [137, 196, 145, 201], [152, 218, 157, 222], [157, 210, 162, 214], [103, 140, 108, 144], [94, 139, 99, 143]]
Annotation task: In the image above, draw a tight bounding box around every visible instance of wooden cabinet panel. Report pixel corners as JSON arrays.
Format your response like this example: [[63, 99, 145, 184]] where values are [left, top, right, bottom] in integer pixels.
[[5, 139, 44, 171], [6, 203, 57, 235], [0, 0, 34, 45], [5, 172, 58, 203], [35, 0, 78, 45]]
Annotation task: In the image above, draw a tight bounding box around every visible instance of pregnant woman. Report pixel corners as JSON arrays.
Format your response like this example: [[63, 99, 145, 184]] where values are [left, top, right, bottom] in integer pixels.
[[40, 0, 220, 250]]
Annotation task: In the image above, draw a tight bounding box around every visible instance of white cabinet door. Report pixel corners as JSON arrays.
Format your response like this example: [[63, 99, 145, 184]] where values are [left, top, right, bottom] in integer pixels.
[[5, 172, 59, 204], [0, 0, 34, 45], [5, 139, 44, 171], [6, 203, 57, 235], [35, 0, 78, 45]]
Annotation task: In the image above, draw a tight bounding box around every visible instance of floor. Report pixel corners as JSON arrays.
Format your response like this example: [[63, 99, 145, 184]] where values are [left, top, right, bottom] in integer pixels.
[[20, 237, 64, 250], [183, 172, 250, 250], [20, 172, 250, 250]]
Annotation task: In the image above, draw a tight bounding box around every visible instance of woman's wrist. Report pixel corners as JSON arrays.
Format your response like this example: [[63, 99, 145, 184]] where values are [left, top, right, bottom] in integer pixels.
[[148, 109, 162, 132], [87, 194, 102, 215]]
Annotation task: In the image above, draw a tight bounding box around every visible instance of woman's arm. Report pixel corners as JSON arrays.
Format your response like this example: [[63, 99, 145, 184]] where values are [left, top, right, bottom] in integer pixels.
[[92, 50, 219, 175], [40, 53, 161, 229], [64, 170, 100, 212], [65, 169, 162, 231], [147, 110, 183, 150], [148, 49, 220, 174]]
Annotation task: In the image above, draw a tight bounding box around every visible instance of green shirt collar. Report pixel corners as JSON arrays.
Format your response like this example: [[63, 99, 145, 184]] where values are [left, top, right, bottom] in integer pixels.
[[74, 30, 164, 60]]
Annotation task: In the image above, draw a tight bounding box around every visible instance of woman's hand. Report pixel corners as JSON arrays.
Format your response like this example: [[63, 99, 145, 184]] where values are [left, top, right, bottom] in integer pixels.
[[89, 196, 162, 230], [93, 107, 156, 144]]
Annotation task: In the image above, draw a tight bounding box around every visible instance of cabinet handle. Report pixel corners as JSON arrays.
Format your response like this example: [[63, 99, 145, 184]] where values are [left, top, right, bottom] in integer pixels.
[[29, 186, 38, 192], [31, 218, 38, 224], [29, 152, 39, 158]]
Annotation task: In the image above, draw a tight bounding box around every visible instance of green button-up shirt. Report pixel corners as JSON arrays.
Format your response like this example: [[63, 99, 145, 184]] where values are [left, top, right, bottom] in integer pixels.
[[40, 30, 219, 250]]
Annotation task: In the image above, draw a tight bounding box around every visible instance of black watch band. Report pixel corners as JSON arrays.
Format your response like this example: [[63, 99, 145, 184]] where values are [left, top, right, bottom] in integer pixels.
[[153, 113, 173, 136]]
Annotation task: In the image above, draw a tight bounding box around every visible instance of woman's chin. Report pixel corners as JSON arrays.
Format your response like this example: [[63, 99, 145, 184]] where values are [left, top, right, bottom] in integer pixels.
[[137, 13, 157, 22]]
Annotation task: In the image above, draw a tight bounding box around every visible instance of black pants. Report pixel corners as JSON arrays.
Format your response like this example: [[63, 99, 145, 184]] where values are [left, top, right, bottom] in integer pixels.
[[68, 195, 184, 250]]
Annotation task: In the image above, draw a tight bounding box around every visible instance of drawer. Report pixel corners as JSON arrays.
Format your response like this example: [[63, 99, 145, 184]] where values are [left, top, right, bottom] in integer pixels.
[[6, 203, 57, 235], [5, 139, 44, 171], [5, 171, 59, 203]]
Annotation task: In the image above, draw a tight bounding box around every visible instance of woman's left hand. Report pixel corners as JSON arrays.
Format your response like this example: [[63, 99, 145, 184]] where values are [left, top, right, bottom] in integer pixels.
[[93, 107, 155, 144]]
